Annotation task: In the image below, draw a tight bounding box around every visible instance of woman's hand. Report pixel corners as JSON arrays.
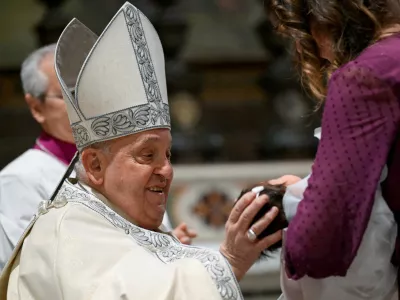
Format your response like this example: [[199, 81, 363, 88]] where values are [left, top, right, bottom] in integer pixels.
[[220, 192, 282, 281], [269, 175, 301, 186]]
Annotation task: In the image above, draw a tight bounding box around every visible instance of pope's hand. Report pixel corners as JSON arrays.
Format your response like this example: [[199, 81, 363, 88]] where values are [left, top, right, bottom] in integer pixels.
[[269, 175, 301, 186], [173, 222, 197, 245], [220, 192, 282, 281]]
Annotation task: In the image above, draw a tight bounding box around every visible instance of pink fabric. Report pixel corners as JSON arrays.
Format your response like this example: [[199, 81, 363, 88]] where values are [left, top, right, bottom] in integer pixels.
[[285, 34, 400, 279], [33, 131, 77, 165]]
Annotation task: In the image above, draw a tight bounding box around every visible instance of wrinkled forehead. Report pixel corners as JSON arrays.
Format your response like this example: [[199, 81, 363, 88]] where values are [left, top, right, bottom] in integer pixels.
[[110, 128, 172, 151], [134, 129, 172, 144]]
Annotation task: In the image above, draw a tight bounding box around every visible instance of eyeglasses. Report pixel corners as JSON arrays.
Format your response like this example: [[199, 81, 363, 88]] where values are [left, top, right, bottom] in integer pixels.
[[39, 94, 64, 101], [44, 94, 63, 100]]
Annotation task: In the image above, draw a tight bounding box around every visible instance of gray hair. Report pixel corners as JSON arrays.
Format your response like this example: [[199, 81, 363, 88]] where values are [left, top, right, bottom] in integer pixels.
[[75, 141, 112, 183], [20, 44, 56, 100]]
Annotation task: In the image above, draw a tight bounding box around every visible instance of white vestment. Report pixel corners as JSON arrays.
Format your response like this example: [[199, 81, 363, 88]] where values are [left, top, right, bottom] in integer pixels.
[[0, 178, 242, 300], [278, 128, 398, 300], [0, 149, 67, 271], [0, 149, 174, 272]]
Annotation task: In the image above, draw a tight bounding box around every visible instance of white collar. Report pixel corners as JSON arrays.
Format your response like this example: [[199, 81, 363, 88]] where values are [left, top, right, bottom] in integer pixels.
[[314, 127, 321, 140], [75, 180, 170, 233]]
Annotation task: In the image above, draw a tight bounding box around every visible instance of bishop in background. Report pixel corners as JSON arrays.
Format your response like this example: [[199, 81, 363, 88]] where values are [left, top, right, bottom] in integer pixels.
[[0, 2, 281, 299]]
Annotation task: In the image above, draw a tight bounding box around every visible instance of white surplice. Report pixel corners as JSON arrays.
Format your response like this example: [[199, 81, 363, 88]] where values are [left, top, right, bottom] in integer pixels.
[[0, 178, 242, 300], [0, 149, 67, 271]]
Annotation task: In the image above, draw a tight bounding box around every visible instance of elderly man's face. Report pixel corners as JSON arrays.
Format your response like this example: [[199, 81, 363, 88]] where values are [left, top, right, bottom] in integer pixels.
[[96, 129, 173, 230], [26, 53, 74, 143]]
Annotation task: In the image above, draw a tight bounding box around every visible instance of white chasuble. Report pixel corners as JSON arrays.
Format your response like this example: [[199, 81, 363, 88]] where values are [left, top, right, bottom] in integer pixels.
[[0, 179, 242, 300]]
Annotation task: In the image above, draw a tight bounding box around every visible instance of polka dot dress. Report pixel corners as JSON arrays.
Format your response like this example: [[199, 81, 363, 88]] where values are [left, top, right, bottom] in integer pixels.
[[284, 34, 400, 280]]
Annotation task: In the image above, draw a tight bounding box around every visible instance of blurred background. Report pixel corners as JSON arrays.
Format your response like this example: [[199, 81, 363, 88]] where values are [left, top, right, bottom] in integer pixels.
[[0, 0, 320, 298]]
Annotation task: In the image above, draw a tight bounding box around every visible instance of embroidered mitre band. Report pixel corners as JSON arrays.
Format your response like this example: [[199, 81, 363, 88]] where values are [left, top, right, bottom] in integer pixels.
[[55, 2, 170, 151]]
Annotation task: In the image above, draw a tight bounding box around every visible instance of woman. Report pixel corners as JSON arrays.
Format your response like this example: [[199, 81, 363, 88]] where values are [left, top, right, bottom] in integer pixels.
[[263, 0, 400, 299]]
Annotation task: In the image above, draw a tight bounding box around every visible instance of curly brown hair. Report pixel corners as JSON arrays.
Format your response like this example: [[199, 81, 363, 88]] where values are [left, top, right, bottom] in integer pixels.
[[265, 0, 400, 101]]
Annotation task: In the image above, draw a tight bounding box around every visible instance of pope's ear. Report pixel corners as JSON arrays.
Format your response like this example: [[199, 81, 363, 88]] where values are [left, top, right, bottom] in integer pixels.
[[81, 148, 107, 186]]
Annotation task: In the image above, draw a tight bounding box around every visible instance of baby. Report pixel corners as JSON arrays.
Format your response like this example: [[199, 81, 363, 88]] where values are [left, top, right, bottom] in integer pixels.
[[237, 182, 289, 256]]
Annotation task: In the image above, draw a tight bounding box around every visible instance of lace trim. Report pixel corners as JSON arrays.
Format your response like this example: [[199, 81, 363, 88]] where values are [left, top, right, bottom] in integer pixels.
[[54, 181, 243, 300]]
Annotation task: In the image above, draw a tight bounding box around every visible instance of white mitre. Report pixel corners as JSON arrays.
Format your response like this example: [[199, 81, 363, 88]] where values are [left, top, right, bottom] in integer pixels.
[[55, 1, 170, 151]]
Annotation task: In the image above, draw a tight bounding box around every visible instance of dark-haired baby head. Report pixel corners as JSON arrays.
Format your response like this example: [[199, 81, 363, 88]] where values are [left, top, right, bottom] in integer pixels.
[[236, 182, 288, 257]]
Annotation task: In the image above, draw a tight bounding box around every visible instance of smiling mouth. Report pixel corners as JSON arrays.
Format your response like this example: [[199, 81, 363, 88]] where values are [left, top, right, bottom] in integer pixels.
[[147, 187, 164, 194]]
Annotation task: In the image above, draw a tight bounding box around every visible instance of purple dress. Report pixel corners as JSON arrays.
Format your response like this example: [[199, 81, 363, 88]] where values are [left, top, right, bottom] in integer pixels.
[[284, 33, 400, 283]]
